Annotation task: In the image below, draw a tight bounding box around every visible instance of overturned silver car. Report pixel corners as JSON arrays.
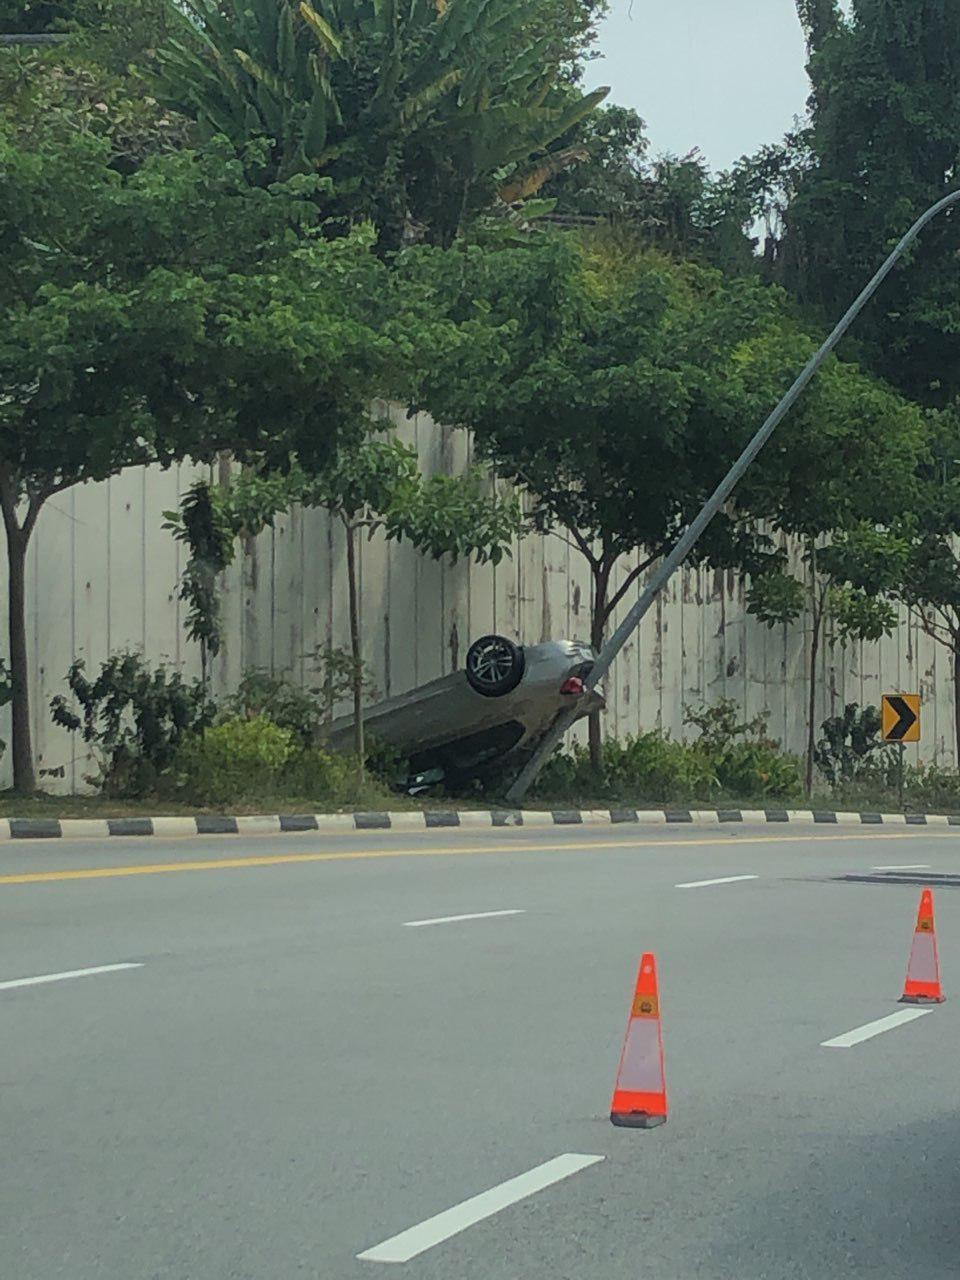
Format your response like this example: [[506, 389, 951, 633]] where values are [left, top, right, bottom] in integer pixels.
[[327, 635, 603, 790]]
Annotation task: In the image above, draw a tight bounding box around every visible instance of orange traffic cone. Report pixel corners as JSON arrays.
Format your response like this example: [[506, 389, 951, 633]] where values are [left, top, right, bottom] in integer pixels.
[[900, 887, 945, 1004], [610, 953, 668, 1128]]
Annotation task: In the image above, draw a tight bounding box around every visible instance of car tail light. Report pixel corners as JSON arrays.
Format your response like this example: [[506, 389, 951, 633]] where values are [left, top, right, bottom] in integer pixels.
[[560, 676, 585, 695]]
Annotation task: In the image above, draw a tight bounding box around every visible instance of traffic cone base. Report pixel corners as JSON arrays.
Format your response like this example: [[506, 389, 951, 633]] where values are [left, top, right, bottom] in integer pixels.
[[899, 888, 945, 1004], [610, 1108, 667, 1130], [610, 953, 668, 1129]]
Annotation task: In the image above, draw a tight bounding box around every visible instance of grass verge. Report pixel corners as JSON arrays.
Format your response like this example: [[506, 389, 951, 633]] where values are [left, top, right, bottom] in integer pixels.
[[0, 787, 956, 819]]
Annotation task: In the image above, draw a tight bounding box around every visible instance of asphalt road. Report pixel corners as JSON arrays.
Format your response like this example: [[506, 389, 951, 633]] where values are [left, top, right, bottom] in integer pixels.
[[2, 822, 960, 1279]]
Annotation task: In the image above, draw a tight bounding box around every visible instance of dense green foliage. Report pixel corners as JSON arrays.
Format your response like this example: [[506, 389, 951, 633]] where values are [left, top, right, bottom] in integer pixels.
[[0, 0, 173, 37], [220, 665, 371, 747], [50, 653, 216, 795], [533, 700, 802, 803], [753, 1, 960, 407], [49, 652, 400, 802], [724, 0, 960, 764], [406, 235, 775, 645], [813, 703, 890, 789], [808, 419, 960, 759], [157, 0, 608, 248], [1, 132, 389, 466], [170, 713, 298, 803], [167, 714, 399, 805], [540, 105, 757, 272], [408, 233, 926, 617], [0, 55, 429, 789]]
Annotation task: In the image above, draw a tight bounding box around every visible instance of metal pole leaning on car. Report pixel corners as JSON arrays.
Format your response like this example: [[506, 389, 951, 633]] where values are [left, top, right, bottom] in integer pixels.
[[505, 188, 960, 804]]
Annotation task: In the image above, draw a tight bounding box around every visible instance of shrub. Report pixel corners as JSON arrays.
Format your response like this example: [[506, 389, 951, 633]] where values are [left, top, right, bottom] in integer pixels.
[[530, 698, 801, 803], [601, 733, 720, 800], [168, 714, 296, 804], [684, 699, 767, 755], [364, 734, 407, 787], [220, 672, 404, 789], [308, 643, 378, 710], [533, 733, 719, 802], [50, 653, 215, 796], [222, 650, 380, 748], [529, 743, 593, 797], [165, 719, 389, 806], [712, 740, 802, 800], [685, 699, 801, 801], [905, 762, 960, 813], [221, 670, 329, 746], [280, 745, 354, 798], [814, 703, 893, 788]]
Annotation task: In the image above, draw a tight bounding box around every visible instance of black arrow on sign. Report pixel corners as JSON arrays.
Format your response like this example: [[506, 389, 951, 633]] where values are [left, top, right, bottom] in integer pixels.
[[886, 695, 918, 741]]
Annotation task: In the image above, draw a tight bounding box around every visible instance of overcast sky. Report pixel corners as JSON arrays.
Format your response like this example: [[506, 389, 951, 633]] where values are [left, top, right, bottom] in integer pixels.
[[586, 0, 815, 171]]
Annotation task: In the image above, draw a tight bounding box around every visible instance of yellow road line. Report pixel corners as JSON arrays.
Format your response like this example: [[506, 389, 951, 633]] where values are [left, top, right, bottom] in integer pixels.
[[0, 829, 955, 886]]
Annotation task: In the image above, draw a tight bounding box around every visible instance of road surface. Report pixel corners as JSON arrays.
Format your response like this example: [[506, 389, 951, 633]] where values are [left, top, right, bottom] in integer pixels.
[[2, 822, 958, 1278]]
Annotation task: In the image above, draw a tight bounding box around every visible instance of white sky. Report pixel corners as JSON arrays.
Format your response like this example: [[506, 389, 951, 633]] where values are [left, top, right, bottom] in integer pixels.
[[586, 0, 816, 170]]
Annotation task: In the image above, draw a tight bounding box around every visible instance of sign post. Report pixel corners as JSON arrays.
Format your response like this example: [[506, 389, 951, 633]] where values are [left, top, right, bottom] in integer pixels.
[[881, 694, 920, 812]]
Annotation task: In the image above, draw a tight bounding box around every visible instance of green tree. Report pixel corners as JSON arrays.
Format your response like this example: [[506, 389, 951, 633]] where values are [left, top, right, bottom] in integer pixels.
[[0, 106, 412, 792], [62, 0, 184, 74], [167, 436, 522, 766], [525, 103, 648, 220], [0, 43, 193, 177], [796, 0, 844, 53], [728, 328, 927, 793], [523, 0, 607, 82], [403, 230, 929, 771], [735, 0, 960, 770], [746, 561, 899, 795], [749, 0, 960, 406], [156, 0, 608, 249], [540, 106, 757, 273], [814, 414, 960, 761]]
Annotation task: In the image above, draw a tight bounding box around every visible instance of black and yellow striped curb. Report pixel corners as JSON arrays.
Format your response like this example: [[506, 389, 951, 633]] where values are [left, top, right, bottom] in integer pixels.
[[1, 807, 958, 840]]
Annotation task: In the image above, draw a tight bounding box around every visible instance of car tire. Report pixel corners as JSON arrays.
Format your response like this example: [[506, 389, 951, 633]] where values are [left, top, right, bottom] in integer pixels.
[[465, 634, 525, 698]]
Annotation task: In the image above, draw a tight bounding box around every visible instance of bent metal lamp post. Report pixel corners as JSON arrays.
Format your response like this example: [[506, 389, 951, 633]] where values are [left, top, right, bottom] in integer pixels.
[[505, 189, 960, 804]]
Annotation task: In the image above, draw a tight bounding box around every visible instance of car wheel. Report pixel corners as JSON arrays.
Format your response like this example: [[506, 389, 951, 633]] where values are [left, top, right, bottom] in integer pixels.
[[465, 634, 525, 697]]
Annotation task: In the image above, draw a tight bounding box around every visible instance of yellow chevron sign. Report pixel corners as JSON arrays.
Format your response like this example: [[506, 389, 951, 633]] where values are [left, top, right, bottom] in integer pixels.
[[882, 694, 920, 743]]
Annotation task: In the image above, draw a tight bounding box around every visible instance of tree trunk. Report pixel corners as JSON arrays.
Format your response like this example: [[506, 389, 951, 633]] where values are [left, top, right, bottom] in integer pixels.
[[805, 588, 826, 799], [953, 643, 960, 768], [6, 526, 35, 794], [588, 564, 611, 774], [345, 519, 364, 771]]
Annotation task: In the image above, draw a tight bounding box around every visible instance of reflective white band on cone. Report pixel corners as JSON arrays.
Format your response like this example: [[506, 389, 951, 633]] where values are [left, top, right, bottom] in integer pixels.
[[907, 932, 939, 986], [617, 1017, 661, 1093]]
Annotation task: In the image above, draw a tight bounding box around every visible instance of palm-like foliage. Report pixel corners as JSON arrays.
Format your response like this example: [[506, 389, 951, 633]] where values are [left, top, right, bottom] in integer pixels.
[[157, 0, 607, 246]]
